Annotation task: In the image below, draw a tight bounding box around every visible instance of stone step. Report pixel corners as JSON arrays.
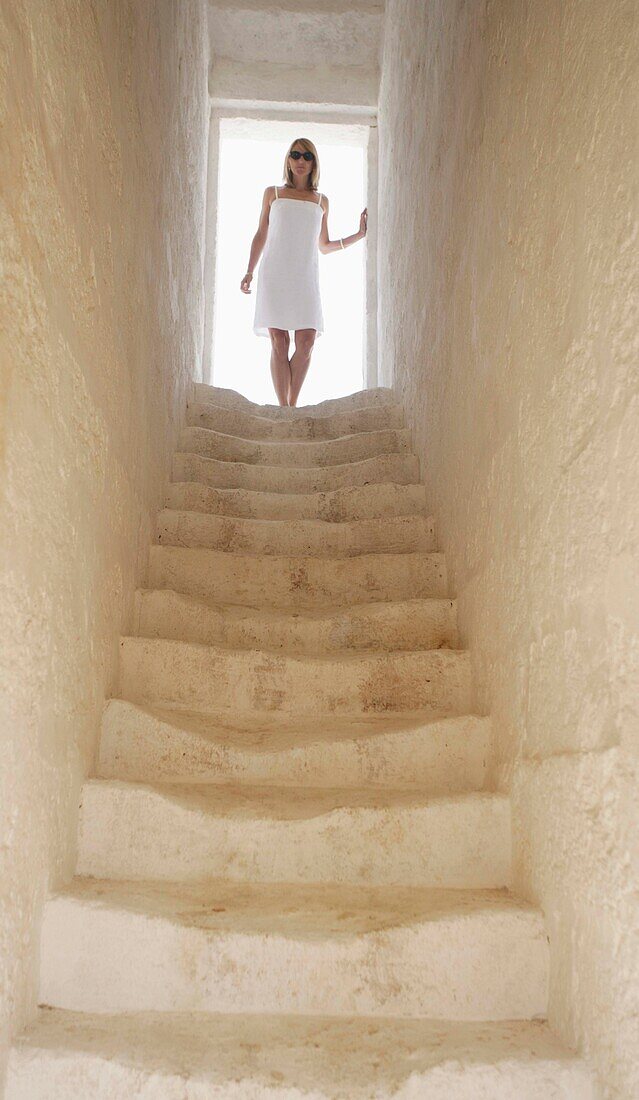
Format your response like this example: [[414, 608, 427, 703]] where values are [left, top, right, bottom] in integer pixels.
[[134, 591, 458, 653], [173, 449, 420, 493], [187, 398, 405, 440], [179, 425, 412, 468], [155, 510, 435, 556], [148, 546, 448, 609], [165, 480, 427, 521], [194, 381, 396, 417], [6, 1009, 596, 1099], [118, 637, 471, 716], [98, 701, 490, 789], [76, 781, 510, 888], [39, 880, 548, 1020]]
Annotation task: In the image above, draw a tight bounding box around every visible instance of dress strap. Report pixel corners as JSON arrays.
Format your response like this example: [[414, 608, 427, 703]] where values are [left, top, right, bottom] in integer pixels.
[[316, 191, 322, 204], [273, 186, 278, 201]]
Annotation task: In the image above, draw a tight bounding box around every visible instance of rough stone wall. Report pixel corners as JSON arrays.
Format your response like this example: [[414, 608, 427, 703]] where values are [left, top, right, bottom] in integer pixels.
[[378, 1, 638, 1096], [0, 0, 209, 1083]]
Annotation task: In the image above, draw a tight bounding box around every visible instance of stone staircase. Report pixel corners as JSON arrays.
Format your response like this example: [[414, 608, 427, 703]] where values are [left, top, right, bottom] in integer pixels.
[[6, 385, 595, 1097]]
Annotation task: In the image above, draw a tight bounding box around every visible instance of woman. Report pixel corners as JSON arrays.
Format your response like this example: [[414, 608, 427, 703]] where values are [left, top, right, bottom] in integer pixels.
[[240, 138, 368, 407]]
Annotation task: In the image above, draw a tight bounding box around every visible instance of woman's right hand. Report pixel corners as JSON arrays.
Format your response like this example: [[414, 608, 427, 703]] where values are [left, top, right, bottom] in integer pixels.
[[240, 273, 253, 294]]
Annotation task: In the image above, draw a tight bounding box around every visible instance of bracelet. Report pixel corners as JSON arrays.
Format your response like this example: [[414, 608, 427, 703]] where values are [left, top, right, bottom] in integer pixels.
[[339, 238, 345, 250]]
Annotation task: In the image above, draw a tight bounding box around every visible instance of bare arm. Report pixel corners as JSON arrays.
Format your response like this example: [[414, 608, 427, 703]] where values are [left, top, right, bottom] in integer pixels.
[[240, 187, 272, 293], [318, 196, 368, 255]]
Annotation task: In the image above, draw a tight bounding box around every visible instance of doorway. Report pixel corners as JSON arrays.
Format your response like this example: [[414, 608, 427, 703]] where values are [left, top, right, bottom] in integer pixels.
[[210, 118, 369, 406]]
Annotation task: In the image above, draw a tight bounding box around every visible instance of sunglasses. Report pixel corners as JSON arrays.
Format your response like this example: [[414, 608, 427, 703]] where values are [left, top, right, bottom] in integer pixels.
[[289, 150, 314, 161]]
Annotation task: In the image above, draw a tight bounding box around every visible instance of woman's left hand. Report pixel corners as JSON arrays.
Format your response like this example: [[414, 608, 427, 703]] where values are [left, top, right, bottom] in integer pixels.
[[359, 208, 368, 237]]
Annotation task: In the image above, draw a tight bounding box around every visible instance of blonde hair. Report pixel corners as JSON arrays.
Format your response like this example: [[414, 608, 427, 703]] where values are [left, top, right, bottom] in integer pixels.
[[282, 137, 320, 191]]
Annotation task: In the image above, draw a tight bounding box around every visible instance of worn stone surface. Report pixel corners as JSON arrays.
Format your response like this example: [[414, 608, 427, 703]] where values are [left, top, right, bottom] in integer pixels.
[[0, 0, 209, 1081], [194, 382, 395, 416], [134, 590, 457, 652], [186, 399, 405, 441], [155, 509, 435, 556], [6, 1010, 596, 1100], [179, 425, 412, 467], [149, 545, 448, 607], [98, 702, 488, 790], [5, 382, 595, 1093], [39, 880, 548, 1019], [165, 479, 427, 520], [118, 636, 472, 715], [173, 449, 421, 493], [76, 780, 510, 888], [378, 1, 638, 1095]]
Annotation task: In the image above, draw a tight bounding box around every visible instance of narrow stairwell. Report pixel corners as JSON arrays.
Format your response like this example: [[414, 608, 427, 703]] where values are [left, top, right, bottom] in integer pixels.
[[6, 385, 595, 1097]]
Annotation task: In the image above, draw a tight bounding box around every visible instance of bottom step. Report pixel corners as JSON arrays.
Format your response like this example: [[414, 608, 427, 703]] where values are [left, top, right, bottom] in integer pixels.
[[7, 1009, 596, 1099]]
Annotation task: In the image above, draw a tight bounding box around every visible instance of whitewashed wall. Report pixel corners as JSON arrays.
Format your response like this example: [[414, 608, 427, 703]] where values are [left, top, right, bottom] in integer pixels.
[[378, 1, 638, 1096], [0, 1, 209, 1083]]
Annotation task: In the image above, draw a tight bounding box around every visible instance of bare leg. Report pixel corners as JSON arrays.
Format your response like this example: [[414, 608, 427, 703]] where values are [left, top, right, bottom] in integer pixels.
[[268, 328, 291, 406], [289, 329, 316, 407]]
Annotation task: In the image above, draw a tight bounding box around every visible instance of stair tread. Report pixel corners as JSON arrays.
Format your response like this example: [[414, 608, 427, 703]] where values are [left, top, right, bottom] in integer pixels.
[[102, 698, 486, 746], [148, 544, 448, 610], [137, 590, 453, 620], [187, 399, 404, 441], [172, 450, 421, 497], [133, 588, 458, 657], [165, 479, 426, 521], [194, 382, 396, 416], [158, 508, 430, 530], [182, 424, 410, 448], [9, 1008, 594, 1099], [122, 633, 465, 663], [151, 544, 443, 566], [168, 477, 425, 500], [174, 448, 416, 477], [84, 777, 504, 815], [155, 509, 434, 556], [98, 700, 489, 790], [179, 428, 412, 472], [52, 877, 540, 933], [190, 399, 403, 422]]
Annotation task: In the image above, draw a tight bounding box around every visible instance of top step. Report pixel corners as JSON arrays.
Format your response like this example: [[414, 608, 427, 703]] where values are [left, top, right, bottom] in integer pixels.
[[186, 400, 404, 441], [194, 384, 396, 419]]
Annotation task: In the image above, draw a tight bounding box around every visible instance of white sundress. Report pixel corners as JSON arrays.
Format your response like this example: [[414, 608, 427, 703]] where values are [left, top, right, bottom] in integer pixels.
[[253, 185, 324, 338]]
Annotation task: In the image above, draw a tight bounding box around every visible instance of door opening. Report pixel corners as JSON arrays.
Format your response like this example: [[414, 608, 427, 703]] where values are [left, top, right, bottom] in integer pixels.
[[211, 118, 368, 406]]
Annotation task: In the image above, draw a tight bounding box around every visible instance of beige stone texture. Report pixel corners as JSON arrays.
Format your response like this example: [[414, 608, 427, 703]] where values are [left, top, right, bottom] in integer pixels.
[[378, 1, 638, 1095], [206, 1, 382, 114], [4, 380, 595, 1092], [75, 780, 510, 888], [0, 0, 209, 1083], [133, 590, 457, 652], [179, 424, 412, 467], [186, 399, 405, 440], [165, 479, 427, 520], [195, 383, 395, 416], [149, 544, 448, 608], [173, 448, 421, 493], [155, 509, 435, 556], [38, 880, 548, 1019], [2, 0, 618, 1078], [117, 636, 472, 715], [6, 1011, 596, 1100], [97, 703, 489, 791], [207, 0, 384, 71]]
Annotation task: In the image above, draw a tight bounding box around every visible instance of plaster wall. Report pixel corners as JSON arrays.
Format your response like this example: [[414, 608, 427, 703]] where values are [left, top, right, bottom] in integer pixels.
[[0, 0, 209, 1086], [378, 1, 638, 1096]]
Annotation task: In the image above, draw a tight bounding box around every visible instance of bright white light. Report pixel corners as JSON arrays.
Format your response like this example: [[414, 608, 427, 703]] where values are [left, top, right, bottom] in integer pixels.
[[212, 122, 366, 407]]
